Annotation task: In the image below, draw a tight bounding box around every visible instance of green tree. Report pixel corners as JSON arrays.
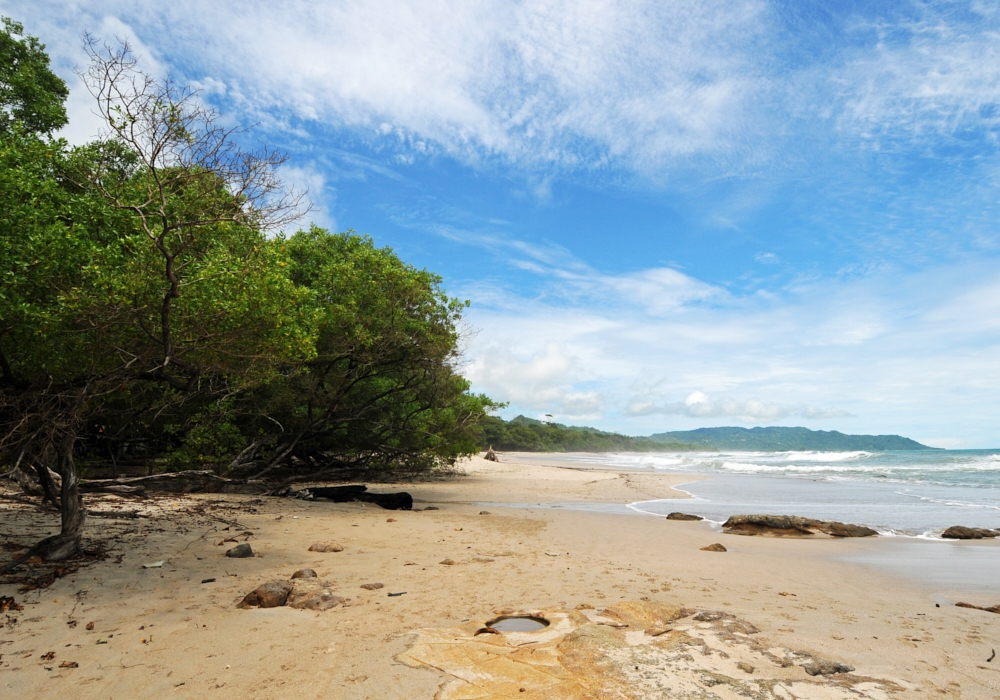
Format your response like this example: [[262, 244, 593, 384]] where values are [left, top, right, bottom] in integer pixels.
[[223, 228, 496, 478], [0, 17, 68, 134]]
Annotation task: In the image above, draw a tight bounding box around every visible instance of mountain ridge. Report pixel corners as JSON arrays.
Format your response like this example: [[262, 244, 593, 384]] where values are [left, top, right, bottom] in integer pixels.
[[649, 426, 935, 451]]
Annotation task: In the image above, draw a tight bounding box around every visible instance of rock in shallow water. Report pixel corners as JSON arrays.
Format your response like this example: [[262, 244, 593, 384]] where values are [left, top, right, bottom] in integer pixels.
[[666, 512, 703, 521], [942, 526, 998, 539], [722, 515, 877, 538]]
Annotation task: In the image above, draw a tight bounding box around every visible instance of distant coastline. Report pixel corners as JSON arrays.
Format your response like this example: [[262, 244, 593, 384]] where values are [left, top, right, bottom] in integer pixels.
[[482, 416, 935, 453]]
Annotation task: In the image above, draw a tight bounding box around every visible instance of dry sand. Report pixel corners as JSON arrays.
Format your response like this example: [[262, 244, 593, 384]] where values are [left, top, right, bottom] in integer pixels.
[[2, 454, 999, 698]]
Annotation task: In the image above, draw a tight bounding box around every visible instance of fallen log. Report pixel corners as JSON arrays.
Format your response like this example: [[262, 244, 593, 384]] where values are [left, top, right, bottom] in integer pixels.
[[80, 471, 267, 495], [305, 485, 413, 510]]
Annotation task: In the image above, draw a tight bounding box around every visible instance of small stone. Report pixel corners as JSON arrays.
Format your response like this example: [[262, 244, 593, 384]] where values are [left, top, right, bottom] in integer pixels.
[[479, 511, 492, 515], [225, 544, 254, 558], [801, 659, 855, 676], [291, 568, 317, 579], [308, 542, 344, 553], [238, 580, 293, 608], [440, 558, 456, 565], [575, 603, 594, 610], [666, 512, 703, 521], [701, 543, 727, 552], [471, 557, 494, 563], [737, 662, 754, 674], [361, 582, 384, 590], [386, 518, 397, 522], [424, 506, 439, 511], [85, 622, 95, 631]]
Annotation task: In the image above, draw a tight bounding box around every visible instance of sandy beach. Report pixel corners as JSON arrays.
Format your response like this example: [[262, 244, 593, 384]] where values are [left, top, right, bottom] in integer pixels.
[[2, 454, 999, 698]]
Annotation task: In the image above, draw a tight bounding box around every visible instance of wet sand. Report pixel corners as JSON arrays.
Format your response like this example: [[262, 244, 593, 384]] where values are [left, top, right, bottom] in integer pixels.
[[1, 454, 999, 698]]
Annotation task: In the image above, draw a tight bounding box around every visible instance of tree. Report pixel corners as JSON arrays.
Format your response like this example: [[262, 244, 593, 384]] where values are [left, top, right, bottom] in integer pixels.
[[0, 38, 306, 569], [0, 17, 68, 135], [222, 227, 496, 479]]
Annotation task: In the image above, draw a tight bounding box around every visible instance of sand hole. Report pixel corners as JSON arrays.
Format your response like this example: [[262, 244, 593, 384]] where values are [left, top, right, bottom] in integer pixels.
[[487, 615, 549, 632]]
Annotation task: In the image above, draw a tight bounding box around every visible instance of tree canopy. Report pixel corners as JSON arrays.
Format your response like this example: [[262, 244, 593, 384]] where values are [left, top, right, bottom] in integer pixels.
[[0, 25, 494, 567]]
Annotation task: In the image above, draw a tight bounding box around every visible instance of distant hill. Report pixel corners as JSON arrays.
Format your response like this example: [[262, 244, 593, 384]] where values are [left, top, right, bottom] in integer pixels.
[[649, 426, 935, 451], [480, 415, 702, 453]]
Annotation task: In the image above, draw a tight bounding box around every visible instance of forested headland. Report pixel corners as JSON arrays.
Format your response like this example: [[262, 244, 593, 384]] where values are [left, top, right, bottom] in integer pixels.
[[479, 415, 701, 452], [0, 22, 495, 564]]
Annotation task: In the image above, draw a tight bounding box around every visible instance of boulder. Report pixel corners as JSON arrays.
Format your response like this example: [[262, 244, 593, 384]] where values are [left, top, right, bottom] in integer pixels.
[[484, 447, 500, 462], [225, 543, 254, 558], [666, 512, 703, 521], [309, 542, 344, 553], [700, 543, 727, 552], [238, 580, 293, 608], [942, 526, 999, 540], [291, 568, 317, 579]]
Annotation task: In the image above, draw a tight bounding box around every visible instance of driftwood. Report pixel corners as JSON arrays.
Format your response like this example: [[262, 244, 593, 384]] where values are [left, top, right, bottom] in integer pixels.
[[304, 485, 413, 510], [80, 471, 267, 494]]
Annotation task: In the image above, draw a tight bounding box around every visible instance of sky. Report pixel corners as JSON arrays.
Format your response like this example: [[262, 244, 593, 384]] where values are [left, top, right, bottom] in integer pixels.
[[7, 0, 1000, 447]]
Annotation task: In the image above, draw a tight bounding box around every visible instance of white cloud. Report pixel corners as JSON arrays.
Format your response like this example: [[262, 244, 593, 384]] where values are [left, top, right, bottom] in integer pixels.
[[624, 391, 852, 422]]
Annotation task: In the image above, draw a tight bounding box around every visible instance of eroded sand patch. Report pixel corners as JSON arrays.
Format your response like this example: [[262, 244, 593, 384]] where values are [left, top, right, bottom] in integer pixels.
[[398, 600, 904, 700]]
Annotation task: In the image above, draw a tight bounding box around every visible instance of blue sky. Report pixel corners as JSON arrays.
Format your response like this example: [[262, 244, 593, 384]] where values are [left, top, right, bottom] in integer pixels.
[[9, 0, 1000, 446]]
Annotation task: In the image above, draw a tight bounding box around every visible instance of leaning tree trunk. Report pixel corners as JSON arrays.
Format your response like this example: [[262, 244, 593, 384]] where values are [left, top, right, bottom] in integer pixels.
[[0, 433, 84, 573]]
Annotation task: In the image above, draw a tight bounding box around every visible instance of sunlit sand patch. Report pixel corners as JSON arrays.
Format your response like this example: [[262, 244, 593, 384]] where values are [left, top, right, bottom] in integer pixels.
[[398, 601, 905, 700]]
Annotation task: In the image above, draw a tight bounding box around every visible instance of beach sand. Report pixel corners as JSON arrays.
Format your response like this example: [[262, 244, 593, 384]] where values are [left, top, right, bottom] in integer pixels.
[[2, 454, 999, 698]]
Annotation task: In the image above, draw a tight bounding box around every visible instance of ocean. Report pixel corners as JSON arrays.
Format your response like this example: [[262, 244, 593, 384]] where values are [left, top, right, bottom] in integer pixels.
[[551, 449, 1000, 537]]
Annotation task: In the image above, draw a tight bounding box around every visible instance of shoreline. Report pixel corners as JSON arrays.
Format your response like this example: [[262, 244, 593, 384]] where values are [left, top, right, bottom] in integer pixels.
[[2, 454, 1000, 698]]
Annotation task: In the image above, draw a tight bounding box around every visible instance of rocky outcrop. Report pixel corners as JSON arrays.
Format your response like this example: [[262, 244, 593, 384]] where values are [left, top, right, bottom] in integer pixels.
[[666, 512, 703, 521], [942, 526, 998, 539], [801, 658, 855, 676], [722, 515, 877, 538]]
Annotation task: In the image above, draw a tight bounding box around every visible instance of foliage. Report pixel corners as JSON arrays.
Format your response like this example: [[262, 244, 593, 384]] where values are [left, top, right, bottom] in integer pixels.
[[649, 426, 934, 451], [480, 415, 700, 452], [0, 17, 68, 135]]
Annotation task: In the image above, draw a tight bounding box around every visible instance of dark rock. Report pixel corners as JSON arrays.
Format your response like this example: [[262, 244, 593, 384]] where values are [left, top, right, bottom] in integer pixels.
[[667, 512, 703, 521], [225, 543, 254, 558], [291, 568, 317, 579], [701, 543, 727, 552], [801, 659, 855, 676], [722, 515, 876, 538], [479, 510, 492, 515], [307, 485, 413, 510], [238, 580, 293, 608], [424, 506, 439, 511], [942, 526, 999, 540]]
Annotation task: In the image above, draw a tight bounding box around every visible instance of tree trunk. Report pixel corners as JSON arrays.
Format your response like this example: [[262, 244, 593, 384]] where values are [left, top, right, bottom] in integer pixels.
[[32, 461, 62, 508], [0, 434, 84, 573]]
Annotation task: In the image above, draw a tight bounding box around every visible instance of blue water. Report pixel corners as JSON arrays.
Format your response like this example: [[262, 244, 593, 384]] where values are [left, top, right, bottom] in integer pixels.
[[551, 450, 1000, 537]]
